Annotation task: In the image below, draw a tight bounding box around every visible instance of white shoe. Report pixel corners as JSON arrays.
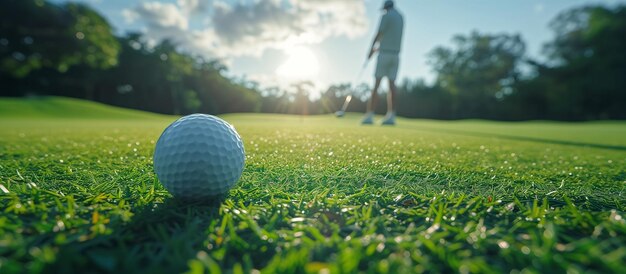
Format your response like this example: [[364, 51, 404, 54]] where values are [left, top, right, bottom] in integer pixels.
[[381, 112, 396, 125], [361, 112, 374, 125]]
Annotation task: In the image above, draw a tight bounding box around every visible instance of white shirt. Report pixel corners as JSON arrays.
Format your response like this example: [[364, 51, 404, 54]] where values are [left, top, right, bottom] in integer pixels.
[[377, 8, 404, 53]]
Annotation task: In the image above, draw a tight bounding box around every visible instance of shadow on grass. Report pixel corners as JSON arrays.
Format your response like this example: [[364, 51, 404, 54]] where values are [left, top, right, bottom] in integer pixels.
[[401, 125, 626, 151], [42, 197, 223, 274]]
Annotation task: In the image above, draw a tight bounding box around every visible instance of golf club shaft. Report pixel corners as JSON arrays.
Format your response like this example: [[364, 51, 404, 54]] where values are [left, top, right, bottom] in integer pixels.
[[340, 59, 370, 112]]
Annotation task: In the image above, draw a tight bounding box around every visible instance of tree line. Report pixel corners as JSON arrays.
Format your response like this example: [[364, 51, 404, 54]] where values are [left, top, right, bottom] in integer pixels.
[[1, 0, 625, 120]]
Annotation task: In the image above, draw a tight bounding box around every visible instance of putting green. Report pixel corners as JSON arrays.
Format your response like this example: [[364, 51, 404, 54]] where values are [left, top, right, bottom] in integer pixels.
[[1, 97, 625, 273]]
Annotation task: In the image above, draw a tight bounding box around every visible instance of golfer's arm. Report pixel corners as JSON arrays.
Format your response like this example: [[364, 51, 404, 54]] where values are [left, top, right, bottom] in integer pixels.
[[371, 32, 382, 49], [372, 15, 387, 50]]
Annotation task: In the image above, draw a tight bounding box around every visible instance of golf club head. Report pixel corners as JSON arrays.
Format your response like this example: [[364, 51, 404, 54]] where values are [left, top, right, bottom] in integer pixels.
[[335, 110, 345, 118]]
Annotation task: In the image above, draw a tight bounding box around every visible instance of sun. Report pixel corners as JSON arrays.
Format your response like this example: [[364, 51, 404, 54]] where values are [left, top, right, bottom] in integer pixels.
[[276, 46, 320, 80]]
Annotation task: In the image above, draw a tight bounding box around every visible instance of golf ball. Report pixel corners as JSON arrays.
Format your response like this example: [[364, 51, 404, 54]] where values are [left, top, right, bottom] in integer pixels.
[[153, 114, 245, 200]]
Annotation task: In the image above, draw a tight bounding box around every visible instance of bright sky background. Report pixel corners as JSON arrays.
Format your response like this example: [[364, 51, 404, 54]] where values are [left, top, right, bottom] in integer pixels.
[[52, 0, 625, 93]]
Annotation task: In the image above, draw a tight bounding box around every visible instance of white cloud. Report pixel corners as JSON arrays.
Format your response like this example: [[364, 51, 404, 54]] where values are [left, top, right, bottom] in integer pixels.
[[122, 0, 368, 59], [130, 2, 189, 30], [293, 0, 368, 39], [178, 0, 210, 15], [122, 9, 139, 24]]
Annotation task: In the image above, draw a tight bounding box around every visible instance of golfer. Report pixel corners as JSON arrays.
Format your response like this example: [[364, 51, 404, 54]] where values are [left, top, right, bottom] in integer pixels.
[[362, 0, 404, 125]]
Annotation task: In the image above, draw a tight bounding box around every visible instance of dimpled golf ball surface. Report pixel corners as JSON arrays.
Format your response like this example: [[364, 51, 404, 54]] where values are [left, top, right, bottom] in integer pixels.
[[153, 114, 245, 200]]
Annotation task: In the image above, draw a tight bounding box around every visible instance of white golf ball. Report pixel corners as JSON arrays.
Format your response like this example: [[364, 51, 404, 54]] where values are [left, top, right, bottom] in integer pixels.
[[153, 114, 245, 200]]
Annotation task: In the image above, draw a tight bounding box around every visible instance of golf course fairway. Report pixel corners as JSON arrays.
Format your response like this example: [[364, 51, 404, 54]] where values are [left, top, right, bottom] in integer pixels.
[[1, 97, 625, 273]]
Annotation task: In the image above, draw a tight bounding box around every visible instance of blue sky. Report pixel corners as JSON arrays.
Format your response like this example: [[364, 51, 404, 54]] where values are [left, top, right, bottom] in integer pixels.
[[52, 0, 625, 92]]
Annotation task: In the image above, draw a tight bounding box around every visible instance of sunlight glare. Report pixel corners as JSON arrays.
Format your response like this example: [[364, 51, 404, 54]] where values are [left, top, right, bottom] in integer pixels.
[[276, 47, 320, 80]]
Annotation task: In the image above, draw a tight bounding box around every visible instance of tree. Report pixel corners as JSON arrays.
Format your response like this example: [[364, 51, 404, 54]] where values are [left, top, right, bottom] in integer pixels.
[[395, 79, 453, 119], [98, 34, 259, 115], [429, 32, 526, 119], [289, 81, 314, 115], [0, 0, 119, 78], [536, 5, 626, 119], [153, 40, 196, 115]]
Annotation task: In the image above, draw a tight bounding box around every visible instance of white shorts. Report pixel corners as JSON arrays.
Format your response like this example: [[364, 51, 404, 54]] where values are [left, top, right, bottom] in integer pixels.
[[375, 52, 399, 81]]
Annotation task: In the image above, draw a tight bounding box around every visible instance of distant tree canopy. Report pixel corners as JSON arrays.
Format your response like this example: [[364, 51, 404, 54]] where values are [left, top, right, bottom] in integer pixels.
[[0, 0, 260, 115], [534, 5, 626, 119], [373, 5, 626, 120], [0, 0, 119, 78], [1, 1, 625, 120], [429, 32, 526, 119]]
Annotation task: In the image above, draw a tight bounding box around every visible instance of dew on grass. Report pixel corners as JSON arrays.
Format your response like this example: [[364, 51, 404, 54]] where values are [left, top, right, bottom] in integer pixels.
[[53, 220, 65, 232], [498, 240, 510, 249], [290, 217, 305, 223], [610, 210, 623, 222]]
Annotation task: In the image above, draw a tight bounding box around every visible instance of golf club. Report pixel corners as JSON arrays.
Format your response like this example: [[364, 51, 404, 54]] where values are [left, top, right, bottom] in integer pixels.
[[335, 59, 370, 118]]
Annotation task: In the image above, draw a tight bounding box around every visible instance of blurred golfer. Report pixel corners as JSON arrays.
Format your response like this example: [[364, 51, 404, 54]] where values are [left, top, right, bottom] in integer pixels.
[[362, 0, 404, 125]]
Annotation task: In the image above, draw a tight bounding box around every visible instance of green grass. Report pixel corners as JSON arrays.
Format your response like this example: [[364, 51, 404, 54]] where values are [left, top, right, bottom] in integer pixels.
[[0, 96, 168, 119], [1, 97, 625, 273]]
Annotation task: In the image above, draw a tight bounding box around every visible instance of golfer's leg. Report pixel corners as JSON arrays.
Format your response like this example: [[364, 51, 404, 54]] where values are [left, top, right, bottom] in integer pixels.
[[386, 54, 400, 114], [387, 79, 397, 113], [368, 77, 383, 112]]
